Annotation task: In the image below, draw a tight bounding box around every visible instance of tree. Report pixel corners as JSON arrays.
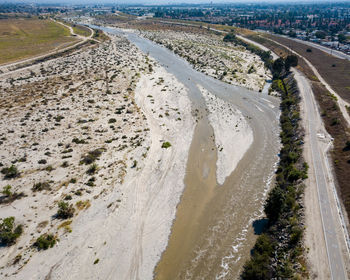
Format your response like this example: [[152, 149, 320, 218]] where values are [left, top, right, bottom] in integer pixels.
[[272, 58, 285, 78], [273, 27, 283, 34], [338, 33, 347, 44], [288, 30, 296, 38], [284, 55, 298, 72], [223, 32, 236, 42], [315, 31, 326, 39], [241, 234, 274, 280], [264, 186, 285, 222]]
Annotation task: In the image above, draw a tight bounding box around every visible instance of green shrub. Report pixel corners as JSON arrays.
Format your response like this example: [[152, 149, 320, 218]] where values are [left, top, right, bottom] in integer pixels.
[[32, 182, 51, 192], [0, 185, 25, 204], [290, 225, 303, 245], [161, 142, 172, 149], [241, 234, 274, 280], [331, 118, 340, 126], [34, 234, 56, 250], [80, 148, 104, 165], [72, 137, 87, 144], [0, 217, 23, 246], [1, 165, 19, 179], [344, 140, 350, 151], [2, 185, 12, 197], [86, 163, 98, 175], [223, 32, 236, 42], [56, 201, 75, 219]]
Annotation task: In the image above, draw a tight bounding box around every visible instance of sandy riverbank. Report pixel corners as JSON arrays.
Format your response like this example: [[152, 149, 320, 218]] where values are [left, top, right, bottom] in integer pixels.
[[140, 30, 271, 92], [200, 86, 253, 185]]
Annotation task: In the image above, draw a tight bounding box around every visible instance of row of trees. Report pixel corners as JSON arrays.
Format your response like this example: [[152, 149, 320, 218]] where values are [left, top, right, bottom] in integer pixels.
[[241, 53, 307, 278]]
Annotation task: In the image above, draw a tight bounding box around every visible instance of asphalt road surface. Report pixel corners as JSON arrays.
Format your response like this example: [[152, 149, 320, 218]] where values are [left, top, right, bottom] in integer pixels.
[[295, 70, 348, 280]]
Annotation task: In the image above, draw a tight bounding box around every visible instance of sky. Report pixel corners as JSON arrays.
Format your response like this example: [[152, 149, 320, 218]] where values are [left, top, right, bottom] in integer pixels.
[[0, 0, 342, 4]]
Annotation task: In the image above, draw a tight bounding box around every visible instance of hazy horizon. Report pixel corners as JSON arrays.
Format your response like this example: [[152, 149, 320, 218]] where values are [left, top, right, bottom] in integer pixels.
[[0, 0, 346, 5]]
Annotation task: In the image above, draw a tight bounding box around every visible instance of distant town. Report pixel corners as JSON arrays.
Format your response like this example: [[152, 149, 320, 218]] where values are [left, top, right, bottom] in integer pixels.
[[117, 2, 350, 54]]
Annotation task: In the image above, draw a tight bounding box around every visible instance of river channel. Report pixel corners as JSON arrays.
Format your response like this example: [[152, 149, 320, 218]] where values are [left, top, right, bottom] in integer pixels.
[[90, 24, 280, 279]]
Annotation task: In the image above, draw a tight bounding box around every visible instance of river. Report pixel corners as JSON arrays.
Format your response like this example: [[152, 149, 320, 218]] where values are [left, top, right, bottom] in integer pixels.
[[89, 24, 280, 280]]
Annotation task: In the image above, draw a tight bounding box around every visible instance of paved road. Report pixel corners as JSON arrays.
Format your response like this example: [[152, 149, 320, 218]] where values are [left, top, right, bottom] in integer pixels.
[[294, 70, 348, 280]]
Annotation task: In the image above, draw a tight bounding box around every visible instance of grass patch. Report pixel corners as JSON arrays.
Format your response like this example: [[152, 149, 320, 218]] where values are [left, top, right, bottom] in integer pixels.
[[73, 24, 91, 37], [58, 220, 72, 233], [76, 200, 91, 210], [0, 18, 77, 64]]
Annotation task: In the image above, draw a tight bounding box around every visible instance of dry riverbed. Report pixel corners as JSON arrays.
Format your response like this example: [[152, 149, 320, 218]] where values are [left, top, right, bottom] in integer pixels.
[[141, 30, 271, 92], [0, 32, 196, 279], [0, 35, 151, 276]]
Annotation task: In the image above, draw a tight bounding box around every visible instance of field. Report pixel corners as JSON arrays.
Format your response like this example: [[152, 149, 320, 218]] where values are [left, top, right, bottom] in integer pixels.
[[0, 18, 78, 65], [57, 19, 92, 37], [264, 34, 350, 103], [72, 24, 91, 37]]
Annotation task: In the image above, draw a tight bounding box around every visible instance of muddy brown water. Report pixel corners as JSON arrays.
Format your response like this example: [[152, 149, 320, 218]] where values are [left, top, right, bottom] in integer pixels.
[[154, 112, 278, 280], [90, 24, 280, 280]]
